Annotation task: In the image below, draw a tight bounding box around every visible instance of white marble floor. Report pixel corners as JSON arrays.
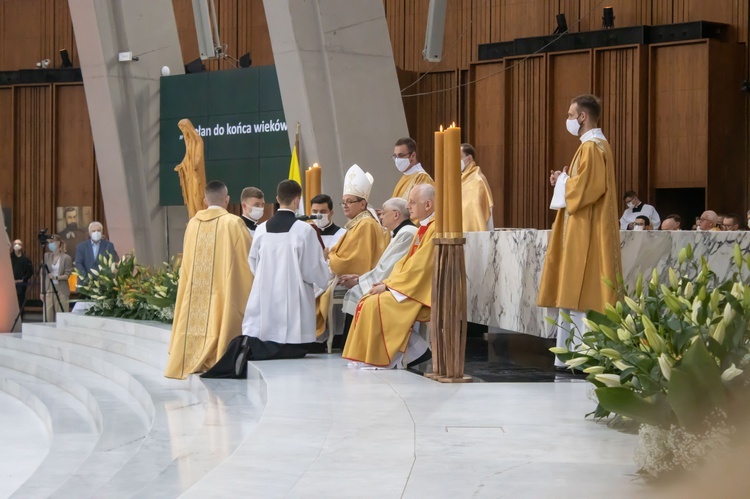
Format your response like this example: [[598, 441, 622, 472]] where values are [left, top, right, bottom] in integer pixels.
[[0, 314, 654, 498]]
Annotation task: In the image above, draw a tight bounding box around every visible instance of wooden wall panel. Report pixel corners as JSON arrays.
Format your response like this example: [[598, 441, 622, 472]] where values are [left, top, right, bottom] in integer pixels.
[[468, 61, 505, 224], [649, 42, 708, 188], [172, 0, 201, 64], [595, 45, 649, 199], [0, 89, 13, 210], [55, 85, 95, 207], [505, 56, 548, 229]]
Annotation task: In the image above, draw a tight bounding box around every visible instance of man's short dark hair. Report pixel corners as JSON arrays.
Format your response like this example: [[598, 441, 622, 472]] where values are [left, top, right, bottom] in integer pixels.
[[623, 190, 637, 200], [277, 180, 302, 205], [310, 194, 333, 210], [395, 137, 417, 154], [665, 214, 682, 225], [64, 207, 77, 214], [724, 213, 740, 226], [635, 215, 651, 226], [461, 143, 476, 160], [571, 94, 602, 122], [241, 187, 264, 203], [205, 180, 228, 196]]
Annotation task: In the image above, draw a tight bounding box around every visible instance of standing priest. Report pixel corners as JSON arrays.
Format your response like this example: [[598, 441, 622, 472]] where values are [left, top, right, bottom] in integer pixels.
[[165, 180, 253, 379], [538, 94, 622, 366], [343, 184, 435, 369], [243, 180, 329, 345], [460, 143, 494, 231]]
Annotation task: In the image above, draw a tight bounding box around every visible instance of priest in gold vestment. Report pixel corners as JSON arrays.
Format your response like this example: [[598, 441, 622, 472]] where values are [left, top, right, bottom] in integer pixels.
[[460, 143, 494, 231], [343, 184, 435, 369], [537, 95, 622, 366], [165, 181, 253, 379], [316, 164, 389, 336], [391, 137, 434, 200]]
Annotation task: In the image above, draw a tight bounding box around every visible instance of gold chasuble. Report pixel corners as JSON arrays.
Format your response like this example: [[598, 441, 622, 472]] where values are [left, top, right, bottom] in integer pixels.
[[343, 221, 435, 367], [537, 135, 622, 314], [392, 172, 434, 200], [165, 207, 253, 379], [316, 211, 389, 336], [461, 161, 494, 232]]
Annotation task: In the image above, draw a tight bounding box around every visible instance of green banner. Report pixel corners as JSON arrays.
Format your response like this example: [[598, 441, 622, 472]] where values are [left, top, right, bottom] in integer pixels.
[[159, 66, 291, 205]]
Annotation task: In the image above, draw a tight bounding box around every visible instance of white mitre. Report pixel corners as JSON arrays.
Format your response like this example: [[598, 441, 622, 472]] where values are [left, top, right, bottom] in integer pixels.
[[343, 164, 373, 201]]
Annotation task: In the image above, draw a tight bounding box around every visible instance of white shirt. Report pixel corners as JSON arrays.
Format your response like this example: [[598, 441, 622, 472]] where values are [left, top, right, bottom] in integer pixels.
[[404, 162, 427, 175], [620, 203, 661, 230]]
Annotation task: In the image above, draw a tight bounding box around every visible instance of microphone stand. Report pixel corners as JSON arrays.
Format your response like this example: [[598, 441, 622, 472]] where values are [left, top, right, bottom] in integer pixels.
[[10, 277, 31, 332]]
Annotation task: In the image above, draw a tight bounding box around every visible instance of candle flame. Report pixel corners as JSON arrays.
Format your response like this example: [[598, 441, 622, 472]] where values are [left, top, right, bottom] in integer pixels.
[[439, 125, 444, 132], [451, 121, 456, 128], [313, 162, 319, 168]]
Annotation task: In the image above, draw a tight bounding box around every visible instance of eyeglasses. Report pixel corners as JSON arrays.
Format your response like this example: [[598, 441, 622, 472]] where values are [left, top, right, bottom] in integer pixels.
[[391, 152, 411, 159], [340, 199, 363, 207]]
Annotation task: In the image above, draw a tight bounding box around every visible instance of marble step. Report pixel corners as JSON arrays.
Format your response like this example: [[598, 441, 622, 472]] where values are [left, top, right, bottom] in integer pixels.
[[0, 348, 152, 497], [0, 365, 99, 499], [57, 313, 172, 345], [23, 323, 167, 370]]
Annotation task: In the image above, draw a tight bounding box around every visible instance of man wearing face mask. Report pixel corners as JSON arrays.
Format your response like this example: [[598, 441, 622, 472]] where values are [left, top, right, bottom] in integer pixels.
[[620, 191, 660, 230], [75, 221, 118, 289], [391, 137, 434, 201], [11, 239, 33, 312], [240, 187, 265, 236], [460, 143, 494, 231], [539, 94, 622, 368], [310, 194, 346, 249], [316, 165, 390, 338]]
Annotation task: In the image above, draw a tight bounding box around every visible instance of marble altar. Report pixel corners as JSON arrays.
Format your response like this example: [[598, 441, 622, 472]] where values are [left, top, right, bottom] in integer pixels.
[[465, 230, 750, 337]]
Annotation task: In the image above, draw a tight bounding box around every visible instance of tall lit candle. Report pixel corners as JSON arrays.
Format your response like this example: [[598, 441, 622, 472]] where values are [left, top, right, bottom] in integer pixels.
[[305, 167, 312, 214], [434, 126, 445, 234], [311, 163, 322, 202], [444, 123, 462, 234]]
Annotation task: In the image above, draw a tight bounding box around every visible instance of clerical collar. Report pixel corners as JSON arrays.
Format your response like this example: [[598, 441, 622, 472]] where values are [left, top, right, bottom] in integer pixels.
[[404, 162, 426, 175], [277, 208, 295, 213], [241, 215, 258, 230], [207, 205, 223, 210], [320, 223, 342, 236], [419, 213, 435, 226], [580, 128, 607, 143], [393, 218, 415, 236], [345, 210, 373, 230]]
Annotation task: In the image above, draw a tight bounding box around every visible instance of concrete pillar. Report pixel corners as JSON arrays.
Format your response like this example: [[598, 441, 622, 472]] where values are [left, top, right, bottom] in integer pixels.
[[68, 0, 184, 264], [263, 0, 407, 218]]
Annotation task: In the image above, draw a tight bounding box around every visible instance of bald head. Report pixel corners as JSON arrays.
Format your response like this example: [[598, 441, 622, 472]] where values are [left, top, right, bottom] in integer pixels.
[[205, 180, 230, 209], [407, 184, 435, 222], [699, 210, 718, 231]]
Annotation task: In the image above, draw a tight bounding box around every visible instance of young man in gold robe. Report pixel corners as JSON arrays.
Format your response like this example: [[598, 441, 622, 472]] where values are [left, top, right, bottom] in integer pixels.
[[460, 143, 494, 231], [316, 164, 389, 336], [391, 137, 434, 200], [165, 181, 253, 379], [537, 94, 622, 366], [343, 184, 435, 369]]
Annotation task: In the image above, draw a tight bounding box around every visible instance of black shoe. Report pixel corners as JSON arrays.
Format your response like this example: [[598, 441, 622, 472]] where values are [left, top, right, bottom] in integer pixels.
[[407, 349, 432, 369]]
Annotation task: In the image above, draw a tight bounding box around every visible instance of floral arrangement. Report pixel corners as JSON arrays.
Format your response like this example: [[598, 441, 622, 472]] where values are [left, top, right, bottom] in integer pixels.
[[76, 254, 180, 323], [551, 244, 750, 477]]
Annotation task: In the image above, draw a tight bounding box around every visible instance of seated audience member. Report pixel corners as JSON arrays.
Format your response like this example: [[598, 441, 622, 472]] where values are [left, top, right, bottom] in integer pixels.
[[721, 213, 740, 231], [240, 187, 265, 236], [697, 211, 721, 231], [746, 210, 750, 230], [41, 235, 73, 322], [660, 214, 682, 231], [620, 190, 660, 230], [632, 215, 652, 231], [339, 197, 418, 346], [75, 221, 118, 287], [310, 194, 346, 249], [11, 239, 33, 312]]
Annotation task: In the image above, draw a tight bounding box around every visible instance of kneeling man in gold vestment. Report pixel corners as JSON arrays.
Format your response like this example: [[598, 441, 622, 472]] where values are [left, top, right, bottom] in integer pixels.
[[343, 184, 435, 369], [165, 180, 253, 379]]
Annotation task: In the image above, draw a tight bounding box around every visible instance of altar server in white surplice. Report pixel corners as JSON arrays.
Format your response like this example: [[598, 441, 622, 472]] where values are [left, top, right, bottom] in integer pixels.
[[242, 180, 329, 344]]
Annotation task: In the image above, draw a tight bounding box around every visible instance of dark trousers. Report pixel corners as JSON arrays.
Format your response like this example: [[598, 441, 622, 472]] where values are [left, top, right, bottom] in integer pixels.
[[15, 284, 27, 315]]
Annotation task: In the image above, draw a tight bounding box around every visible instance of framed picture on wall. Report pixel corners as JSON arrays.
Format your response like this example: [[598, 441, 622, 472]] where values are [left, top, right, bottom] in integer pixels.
[[56, 206, 92, 259]]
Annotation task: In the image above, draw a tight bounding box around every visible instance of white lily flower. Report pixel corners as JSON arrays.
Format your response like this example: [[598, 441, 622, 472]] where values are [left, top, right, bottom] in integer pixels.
[[658, 354, 672, 381], [595, 374, 621, 387], [583, 365, 606, 374], [723, 303, 736, 326], [711, 321, 726, 344], [721, 364, 743, 382], [613, 360, 629, 371], [564, 357, 589, 368], [549, 347, 569, 355], [684, 281, 694, 300], [617, 328, 631, 341]]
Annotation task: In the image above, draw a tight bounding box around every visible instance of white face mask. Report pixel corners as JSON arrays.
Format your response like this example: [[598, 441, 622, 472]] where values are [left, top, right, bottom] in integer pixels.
[[249, 207, 264, 221], [91, 231, 102, 242], [394, 157, 411, 173], [314, 214, 329, 228], [633, 225, 644, 231], [460, 158, 469, 172], [13, 244, 21, 252], [566, 117, 581, 136], [48, 243, 57, 252]]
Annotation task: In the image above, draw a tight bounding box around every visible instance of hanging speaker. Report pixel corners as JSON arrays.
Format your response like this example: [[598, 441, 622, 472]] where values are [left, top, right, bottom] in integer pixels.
[[422, 0, 448, 62]]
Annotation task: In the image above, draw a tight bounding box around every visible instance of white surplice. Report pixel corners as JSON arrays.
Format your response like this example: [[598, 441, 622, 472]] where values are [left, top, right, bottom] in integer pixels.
[[342, 223, 419, 316], [243, 219, 330, 344]]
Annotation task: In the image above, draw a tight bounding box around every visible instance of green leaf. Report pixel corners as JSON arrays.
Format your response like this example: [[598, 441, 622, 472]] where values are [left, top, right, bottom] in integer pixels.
[[595, 387, 669, 428]]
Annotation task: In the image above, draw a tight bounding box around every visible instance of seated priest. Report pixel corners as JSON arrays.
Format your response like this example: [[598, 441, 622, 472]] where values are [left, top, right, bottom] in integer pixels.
[[339, 197, 417, 347], [165, 180, 253, 380], [310, 194, 346, 249], [343, 184, 436, 369], [460, 143, 494, 231], [242, 180, 330, 347], [315, 164, 390, 338]]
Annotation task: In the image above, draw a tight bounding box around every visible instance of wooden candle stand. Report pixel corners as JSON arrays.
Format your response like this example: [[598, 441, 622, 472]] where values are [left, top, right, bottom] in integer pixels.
[[428, 234, 472, 383]]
